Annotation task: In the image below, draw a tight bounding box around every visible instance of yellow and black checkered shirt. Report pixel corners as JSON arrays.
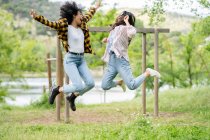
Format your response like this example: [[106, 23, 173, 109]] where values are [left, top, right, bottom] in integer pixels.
[[33, 7, 96, 54]]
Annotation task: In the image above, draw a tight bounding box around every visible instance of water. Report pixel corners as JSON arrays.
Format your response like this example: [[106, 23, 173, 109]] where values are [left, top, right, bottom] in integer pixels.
[[3, 78, 136, 106]]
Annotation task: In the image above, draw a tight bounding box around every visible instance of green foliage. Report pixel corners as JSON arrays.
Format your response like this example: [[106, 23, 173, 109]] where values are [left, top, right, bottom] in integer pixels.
[[177, 17, 210, 87], [150, 87, 210, 119], [0, 85, 7, 103], [156, 15, 210, 88], [0, 9, 46, 75], [193, 16, 210, 36], [14, 40, 46, 72], [31, 93, 54, 109], [142, 0, 210, 25], [0, 0, 60, 35], [0, 1, 209, 93], [0, 9, 47, 100], [142, 0, 165, 25], [0, 0, 60, 19], [0, 10, 20, 75], [0, 87, 210, 139], [86, 9, 117, 68], [116, 117, 210, 140], [199, 0, 210, 8]]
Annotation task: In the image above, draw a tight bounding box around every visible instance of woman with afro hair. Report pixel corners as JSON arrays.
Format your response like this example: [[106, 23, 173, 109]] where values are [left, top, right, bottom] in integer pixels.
[[30, 1, 101, 111]]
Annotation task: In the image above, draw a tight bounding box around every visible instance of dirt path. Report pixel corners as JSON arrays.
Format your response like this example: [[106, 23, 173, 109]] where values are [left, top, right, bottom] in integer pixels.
[[24, 108, 130, 125], [24, 108, 184, 125]]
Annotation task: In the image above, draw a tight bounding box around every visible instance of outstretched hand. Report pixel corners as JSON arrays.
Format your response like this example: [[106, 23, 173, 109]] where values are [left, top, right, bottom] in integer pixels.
[[30, 9, 37, 18], [102, 38, 108, 43], [95, 0, 102, 10]]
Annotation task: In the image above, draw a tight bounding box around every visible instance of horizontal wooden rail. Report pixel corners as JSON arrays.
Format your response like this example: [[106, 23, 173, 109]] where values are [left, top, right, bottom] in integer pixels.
[[89, 27, 170, 33], [46, 58, 57, 61], [47, 27, 170, 34]]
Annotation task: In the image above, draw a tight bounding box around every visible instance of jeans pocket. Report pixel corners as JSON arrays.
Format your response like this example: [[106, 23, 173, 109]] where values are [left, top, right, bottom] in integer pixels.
[[65, 56, 73, 64], [65, 53, 77, 64]]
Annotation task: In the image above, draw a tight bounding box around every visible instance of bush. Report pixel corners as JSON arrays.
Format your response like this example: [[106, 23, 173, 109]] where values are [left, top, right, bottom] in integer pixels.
[[31, 93, 55, 109]]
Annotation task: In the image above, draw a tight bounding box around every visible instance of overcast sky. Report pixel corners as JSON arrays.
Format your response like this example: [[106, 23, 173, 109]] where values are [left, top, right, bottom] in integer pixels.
[[49, 0, 209, 16]]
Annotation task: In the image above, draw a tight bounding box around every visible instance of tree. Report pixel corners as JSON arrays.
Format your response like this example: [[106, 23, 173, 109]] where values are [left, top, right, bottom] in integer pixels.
[[177, 16, 210, 87], [0, 9, 47, 102], [160, 35, 177, 87], [142, 0, 210, 25], [0, 0, 60, 35]]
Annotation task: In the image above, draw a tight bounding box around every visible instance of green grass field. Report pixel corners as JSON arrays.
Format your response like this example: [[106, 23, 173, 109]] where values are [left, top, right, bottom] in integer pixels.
[[0, 86, 210, 140]]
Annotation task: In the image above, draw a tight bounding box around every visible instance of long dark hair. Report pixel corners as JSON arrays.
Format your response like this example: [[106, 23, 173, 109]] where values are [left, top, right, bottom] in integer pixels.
[[60, 1, 82, 24], [111, 11, 136, 30]]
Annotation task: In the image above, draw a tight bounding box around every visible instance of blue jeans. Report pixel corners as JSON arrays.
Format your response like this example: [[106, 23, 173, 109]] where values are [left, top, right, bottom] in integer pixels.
[[101, 52, 146, 90], [63, 53, 95, 95]]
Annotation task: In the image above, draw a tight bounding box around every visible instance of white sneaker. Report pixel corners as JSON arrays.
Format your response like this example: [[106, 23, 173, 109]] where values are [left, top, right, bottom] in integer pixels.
[[146, 68, 161, 78]]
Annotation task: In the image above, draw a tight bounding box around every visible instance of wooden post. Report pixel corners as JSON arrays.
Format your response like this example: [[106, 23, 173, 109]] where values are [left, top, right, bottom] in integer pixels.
[[101, 41, 106, 104], [142, 33, 147, 115], [103, 63, 106, 103], [154, 29, 159, 117], [47, 53, 52, 92], [49, 27, 169, 121], [56, 38, 63, 121], [65, 74, 70, 123]]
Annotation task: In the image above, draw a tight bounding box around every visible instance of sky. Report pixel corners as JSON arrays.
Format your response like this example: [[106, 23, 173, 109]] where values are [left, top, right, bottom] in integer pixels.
[[49, 0, 210, 17]]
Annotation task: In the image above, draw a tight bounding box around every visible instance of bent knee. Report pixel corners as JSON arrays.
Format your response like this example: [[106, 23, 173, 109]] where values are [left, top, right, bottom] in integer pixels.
[[101, 82, 110, 90], [74, 84, 85, 91], [127, 84, 136, 90], [87, 81, 95, 89]]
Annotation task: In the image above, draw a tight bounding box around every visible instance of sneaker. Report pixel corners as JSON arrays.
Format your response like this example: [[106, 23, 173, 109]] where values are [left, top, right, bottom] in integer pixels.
[[120, 81, 126, 92], [66, 93, 77, 111], [49, 86, 60, 104], [146, 68, 161, 78]]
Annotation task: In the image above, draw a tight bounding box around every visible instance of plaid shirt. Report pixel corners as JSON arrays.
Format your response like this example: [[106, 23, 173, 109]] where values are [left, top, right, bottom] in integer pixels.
[[33, 7, 96, 54]]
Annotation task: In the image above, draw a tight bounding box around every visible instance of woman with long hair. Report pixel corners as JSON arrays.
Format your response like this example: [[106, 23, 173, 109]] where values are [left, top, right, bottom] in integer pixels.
[[101, 11, 160, 92]]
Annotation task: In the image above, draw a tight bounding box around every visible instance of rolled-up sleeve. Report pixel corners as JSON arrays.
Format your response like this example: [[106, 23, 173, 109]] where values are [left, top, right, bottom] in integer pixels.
[[126, 25, 137, 38]]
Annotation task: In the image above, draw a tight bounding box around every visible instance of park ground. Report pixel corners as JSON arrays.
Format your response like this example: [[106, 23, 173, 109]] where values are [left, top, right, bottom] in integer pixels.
[[0, 86, 210, 140]]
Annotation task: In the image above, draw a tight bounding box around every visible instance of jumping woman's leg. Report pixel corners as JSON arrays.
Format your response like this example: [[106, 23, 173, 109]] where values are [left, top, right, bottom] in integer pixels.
[[101, 53, 118, 90], [78, 57, 95, 95], [117, 57, 147, 90]]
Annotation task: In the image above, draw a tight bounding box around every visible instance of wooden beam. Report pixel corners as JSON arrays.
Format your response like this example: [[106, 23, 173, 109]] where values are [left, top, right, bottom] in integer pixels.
[[46, 53, 52, 92], [56, 38, 63, 121], [65, 74, 70, 123], [89, 27, 170, 33], [47, 58, 57, 61], [47, 27, 170, 34], [142, 33, 147, 115], [154, 29, 159, 117]]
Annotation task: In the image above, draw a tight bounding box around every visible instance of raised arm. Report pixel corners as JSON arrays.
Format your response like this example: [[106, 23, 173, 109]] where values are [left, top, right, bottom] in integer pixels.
[[30, 9, 63, 30], [83, 0, 101, 23], [124, 15, 137, 38]]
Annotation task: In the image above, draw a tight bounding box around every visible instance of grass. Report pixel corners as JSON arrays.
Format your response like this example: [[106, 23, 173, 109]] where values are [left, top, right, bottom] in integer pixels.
[[0, 86, 210, 140]]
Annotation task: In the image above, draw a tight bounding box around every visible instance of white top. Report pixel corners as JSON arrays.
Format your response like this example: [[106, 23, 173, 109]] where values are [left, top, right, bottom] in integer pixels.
[[102, 25, 136, 62], [68, 25, 84, 53]]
